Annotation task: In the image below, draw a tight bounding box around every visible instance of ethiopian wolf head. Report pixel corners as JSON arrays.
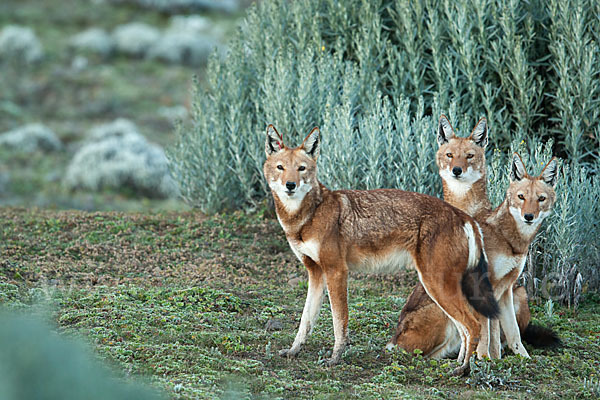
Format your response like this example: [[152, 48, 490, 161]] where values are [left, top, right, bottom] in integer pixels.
[[507, 153, 558, 237], [263, 125, 320, 213], [436, 115, 488, 195]]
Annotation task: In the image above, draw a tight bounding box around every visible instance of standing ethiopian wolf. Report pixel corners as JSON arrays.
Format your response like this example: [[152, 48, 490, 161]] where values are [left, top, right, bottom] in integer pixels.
[[263, 124, 499, 376]]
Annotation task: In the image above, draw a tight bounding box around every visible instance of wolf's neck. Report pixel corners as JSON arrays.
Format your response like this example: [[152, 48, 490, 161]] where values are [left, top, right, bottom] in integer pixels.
[[273, 182, 325, 236], [486, 200, 537, 255], [442, 175, 491, 218]]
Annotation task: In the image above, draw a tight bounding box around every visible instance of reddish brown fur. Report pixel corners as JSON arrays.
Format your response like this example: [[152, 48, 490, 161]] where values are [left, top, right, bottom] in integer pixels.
[[394, 274, 532, 357], [391, 283, 530, 357]]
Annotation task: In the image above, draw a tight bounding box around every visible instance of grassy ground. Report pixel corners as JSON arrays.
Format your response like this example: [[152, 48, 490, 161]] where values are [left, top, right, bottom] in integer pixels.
[[1, 207, 599, 399]]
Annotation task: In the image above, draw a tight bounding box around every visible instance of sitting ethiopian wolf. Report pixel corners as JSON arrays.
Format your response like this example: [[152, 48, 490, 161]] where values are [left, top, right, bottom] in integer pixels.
[[263, 124, 499, 376], [390, 282, 560, 359], [436, 115, 491, 219]]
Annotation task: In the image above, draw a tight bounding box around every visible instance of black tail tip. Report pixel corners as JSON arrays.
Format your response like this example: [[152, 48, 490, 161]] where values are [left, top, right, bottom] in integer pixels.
[[462, 251, 500, 319], [522, 323, 562, 348]]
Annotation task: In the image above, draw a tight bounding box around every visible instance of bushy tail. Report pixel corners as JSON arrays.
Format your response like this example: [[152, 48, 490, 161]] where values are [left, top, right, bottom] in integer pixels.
[[461, 251, 500, 318], [522, 323, 562, 348]]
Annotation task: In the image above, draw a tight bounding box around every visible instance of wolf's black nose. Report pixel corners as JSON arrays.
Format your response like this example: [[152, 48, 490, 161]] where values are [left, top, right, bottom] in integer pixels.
[[452, 166, 462, 176], [524, 213, 534, 221], [286, 181, 296, 191]]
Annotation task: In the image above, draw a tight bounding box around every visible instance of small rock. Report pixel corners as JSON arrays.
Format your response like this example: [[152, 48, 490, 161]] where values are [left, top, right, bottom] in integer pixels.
[[69, 28, 115, 58], [147, 32, 219, 66], [64, 119, 179, 198], [87, 118, 138, 141], [287, 276, 302, 287], [0, 124, 62, 153], [112, 22, 160, 57], [167, 15, 213, 36], [108, 0, 242, 14], [0, 25, 44, 64], [265, 319, 284, 331]]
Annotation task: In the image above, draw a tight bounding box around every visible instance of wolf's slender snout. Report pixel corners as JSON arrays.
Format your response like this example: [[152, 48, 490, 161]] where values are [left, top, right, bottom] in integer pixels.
[[452, 166, 463, 176], [524, 213, 534, 222], [286, 181, 296, 191]]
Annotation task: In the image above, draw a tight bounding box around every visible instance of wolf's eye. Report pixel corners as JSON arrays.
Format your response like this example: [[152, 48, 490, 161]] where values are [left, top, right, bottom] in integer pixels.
[[298, 166, 306, 171], [466, 154, 474, 159], [518, 194, 525, 200], [446, 153, 453, 158], [539, 195, 546, 202], [277, 165, 284, 171]]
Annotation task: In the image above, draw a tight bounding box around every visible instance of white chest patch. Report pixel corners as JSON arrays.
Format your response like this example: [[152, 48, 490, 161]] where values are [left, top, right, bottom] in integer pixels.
[[278, 194, 305, 214], [349, 250, 414, 274], [490, 254, 526, 280], [440, 167, 482, 198], [288, 238, 320, 263]]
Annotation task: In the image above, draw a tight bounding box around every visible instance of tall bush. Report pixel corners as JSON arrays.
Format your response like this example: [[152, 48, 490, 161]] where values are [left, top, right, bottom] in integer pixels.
[[168, 0, 600, 303]]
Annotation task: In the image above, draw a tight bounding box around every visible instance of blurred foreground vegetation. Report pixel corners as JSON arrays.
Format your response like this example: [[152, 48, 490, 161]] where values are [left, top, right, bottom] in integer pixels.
[[0, 313, 164, 400]]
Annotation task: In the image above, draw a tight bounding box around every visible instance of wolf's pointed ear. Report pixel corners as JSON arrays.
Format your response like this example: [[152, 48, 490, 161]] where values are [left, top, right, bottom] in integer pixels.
[[437, 115, 455, 146], [265, 124, 283, 156], [470, 117, 488, 148], [510, 153, 527, 182], [541, 157, 558, 187], [302, 127, 320, 160]]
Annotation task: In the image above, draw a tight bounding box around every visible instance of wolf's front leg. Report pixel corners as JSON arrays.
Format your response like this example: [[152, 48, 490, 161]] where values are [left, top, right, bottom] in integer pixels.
[[324, 267, 349, 366], [476, 316, 490, 359], [489, 319, 501, 358], [498, 290, 530, 358], [280, 259, 325, 358]]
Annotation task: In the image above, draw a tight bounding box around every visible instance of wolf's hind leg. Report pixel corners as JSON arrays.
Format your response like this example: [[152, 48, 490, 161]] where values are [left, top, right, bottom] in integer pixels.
[[455, 322, 467, 364], [323, 266, 349, 366]]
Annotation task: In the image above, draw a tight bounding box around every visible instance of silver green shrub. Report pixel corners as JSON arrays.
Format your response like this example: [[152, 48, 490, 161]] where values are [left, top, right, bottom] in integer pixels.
[[169, 0, 600, 303]]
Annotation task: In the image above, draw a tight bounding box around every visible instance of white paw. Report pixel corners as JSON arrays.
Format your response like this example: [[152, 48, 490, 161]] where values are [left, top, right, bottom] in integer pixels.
[[279, 347, 300, 358]]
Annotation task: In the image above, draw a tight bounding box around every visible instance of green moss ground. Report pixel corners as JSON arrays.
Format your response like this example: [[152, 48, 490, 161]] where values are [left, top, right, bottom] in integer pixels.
[[1, 208, 599, 399]]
